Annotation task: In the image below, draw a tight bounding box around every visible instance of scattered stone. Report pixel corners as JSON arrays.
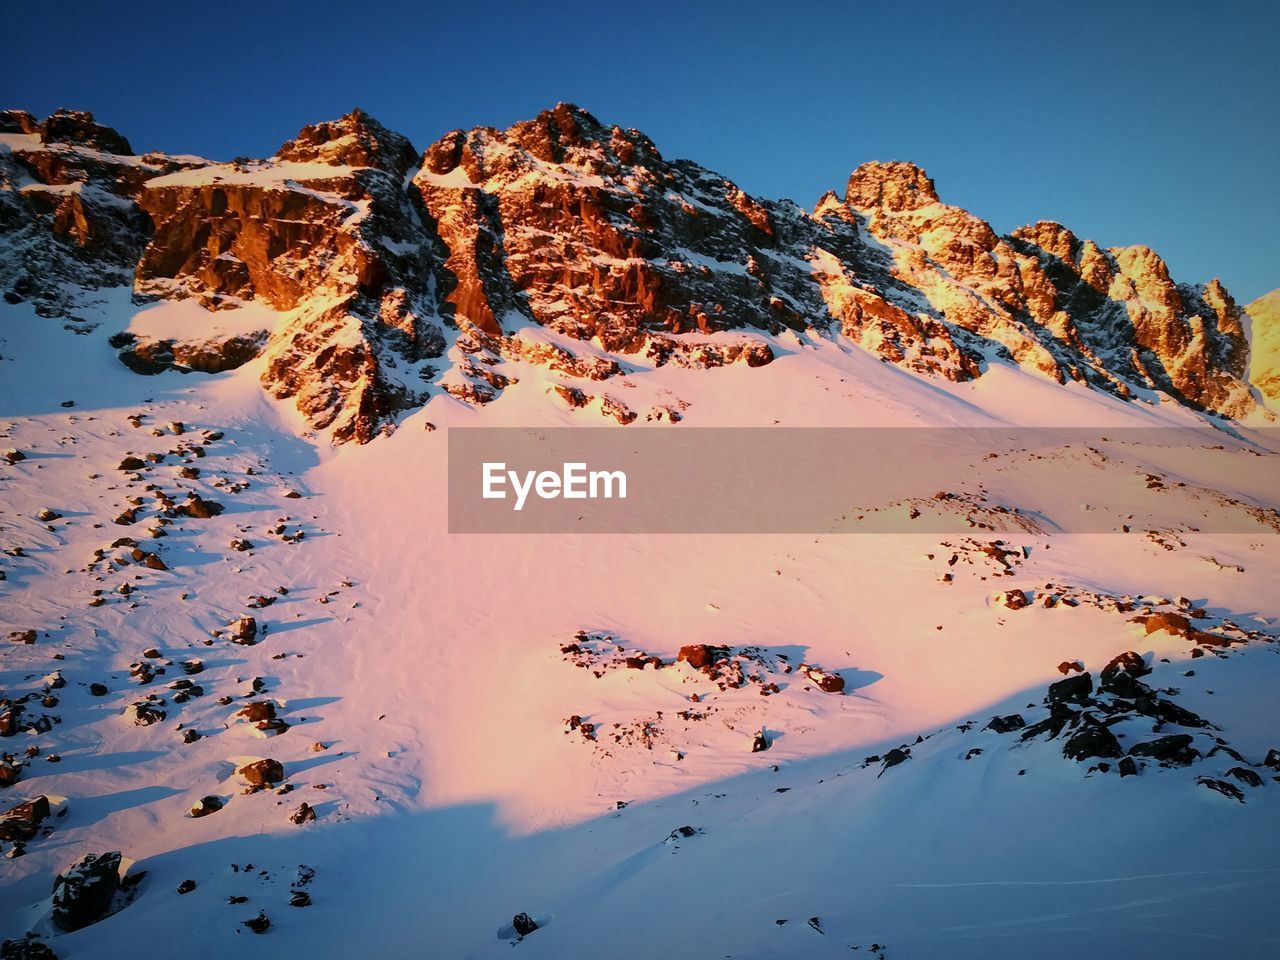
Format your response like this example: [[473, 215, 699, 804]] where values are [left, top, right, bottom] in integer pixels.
[[176, 880, 196, 895], [117, 457, 145, 471], [1118, 756, 1139, 777], [8, 631, 36, 646], [751, 730, 770, 753], [289, 891, 311, 907], [89, 683, 109, 697]]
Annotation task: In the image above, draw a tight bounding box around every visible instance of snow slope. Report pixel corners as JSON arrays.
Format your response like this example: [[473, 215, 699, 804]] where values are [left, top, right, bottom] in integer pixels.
[[1, 295, 1279, 959]]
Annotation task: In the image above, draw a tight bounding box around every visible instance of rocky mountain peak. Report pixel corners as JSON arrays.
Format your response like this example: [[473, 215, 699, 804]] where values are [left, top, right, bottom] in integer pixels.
[[0, 109, 40, 134], [1011, 221, 1081, 263], [845, 160, 939, 211], [1, 103, 1273, 442], [39, 108, 134, 155], [505, 102, 613, 163], [275, 108, 419, 178]]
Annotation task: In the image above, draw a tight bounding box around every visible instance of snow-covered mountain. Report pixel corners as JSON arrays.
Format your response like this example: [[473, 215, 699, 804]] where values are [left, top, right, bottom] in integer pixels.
[[1, 105, 1279, 960], [2, 105, 1274, 441]]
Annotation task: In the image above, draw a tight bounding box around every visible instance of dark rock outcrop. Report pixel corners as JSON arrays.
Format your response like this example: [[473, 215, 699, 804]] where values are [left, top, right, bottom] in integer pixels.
[[51, 851, 122, 932]]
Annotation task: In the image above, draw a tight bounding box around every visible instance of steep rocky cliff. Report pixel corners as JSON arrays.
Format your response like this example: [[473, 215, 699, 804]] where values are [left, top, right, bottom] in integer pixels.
[[0, 104, 1271, 439], [1247, 289, 1280, 402]]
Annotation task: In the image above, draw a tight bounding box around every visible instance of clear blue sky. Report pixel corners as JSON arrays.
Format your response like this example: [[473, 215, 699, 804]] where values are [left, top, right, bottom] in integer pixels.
[[7, 0, 1278, 302]]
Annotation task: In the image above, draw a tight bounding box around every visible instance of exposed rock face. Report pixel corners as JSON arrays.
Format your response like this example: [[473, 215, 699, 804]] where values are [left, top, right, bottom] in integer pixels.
[[842, 161, 1257, 415], [0, 110, 192, 318], [134, 110, 444, 442], [114, 330, 268, 374], [2, 103, 1271, 440], [1247, 289, 1280, 402], [415, 103, 815, 351]]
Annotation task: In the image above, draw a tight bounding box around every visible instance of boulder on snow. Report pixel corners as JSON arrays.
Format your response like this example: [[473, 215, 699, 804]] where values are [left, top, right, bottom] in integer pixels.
[[0, 796, 51, 842], [1139, 611, 1191, 638], [189, 796, 223, 818], [242, 911, 270, 934], [985, 714, 1025, 734], [1100, 650, 1150, 684], [677, 644, 730, 670], [237, 701, 276, 723], [880, 747, 911, 773], [512, 913, 539, 937], [177, 495, 224, 519], [994, 589, 1029, 610], [1225, 766, 1263, 788], [1047, 672, 1093, 704], [229, 617, 258, 645], [802, 666, 845, 693], [1062, 723, 1122, 761], [238, 758, 284, 788], [1197, 776, 1245, 802], [289, 802, 316, 825], [1128, 735, 1199, 766], [125, 702, 166, 726], [51, 851, 122, 932]]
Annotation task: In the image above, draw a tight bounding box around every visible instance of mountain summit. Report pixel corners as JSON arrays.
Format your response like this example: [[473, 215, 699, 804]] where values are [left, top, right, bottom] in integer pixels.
[[1, 105, 1274, 440]]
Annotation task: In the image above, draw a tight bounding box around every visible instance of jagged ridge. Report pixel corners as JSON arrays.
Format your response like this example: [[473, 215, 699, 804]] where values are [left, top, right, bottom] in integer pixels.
[[1, 104, 1273, 440]]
